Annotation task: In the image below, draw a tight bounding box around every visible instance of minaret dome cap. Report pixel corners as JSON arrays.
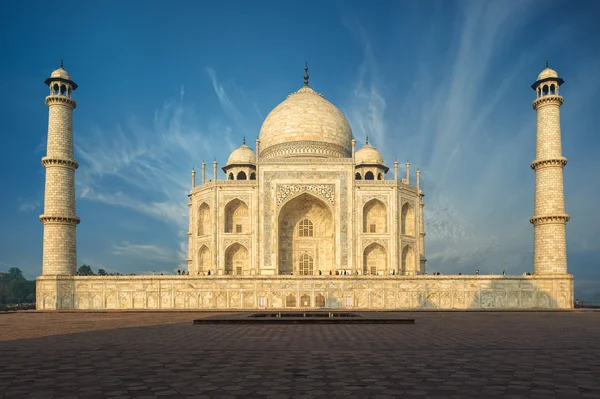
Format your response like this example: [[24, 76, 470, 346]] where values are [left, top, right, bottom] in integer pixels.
[[44, 63, 78, 89], [531, 63, 563, 90]]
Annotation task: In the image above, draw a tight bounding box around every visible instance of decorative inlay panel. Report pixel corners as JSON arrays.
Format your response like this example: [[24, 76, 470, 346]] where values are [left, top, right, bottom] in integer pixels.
[[260, 140, 351, 159], [362, 238, 389, 249], [362, 195, 387, 205], [222, 195, 250, 206], [223, 239, 250, 250], [277, 184, 335, 208]]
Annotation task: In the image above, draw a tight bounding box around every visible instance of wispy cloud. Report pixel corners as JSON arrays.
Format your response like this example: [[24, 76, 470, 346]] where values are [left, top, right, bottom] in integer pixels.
[[17, 198, 40, 212], [343, 26, 387, 148]]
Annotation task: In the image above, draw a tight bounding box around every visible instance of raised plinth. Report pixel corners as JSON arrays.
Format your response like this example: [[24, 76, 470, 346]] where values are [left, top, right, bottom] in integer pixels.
[[36, 274, 574, 310]]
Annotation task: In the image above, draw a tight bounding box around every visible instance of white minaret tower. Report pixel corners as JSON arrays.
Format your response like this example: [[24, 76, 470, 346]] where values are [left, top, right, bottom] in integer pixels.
[[41, 61, 80, 275], [530, 62, 569, 275]]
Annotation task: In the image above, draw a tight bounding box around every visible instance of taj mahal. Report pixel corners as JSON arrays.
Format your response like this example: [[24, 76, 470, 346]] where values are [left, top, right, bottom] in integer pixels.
[[36, 63, 574, 310]]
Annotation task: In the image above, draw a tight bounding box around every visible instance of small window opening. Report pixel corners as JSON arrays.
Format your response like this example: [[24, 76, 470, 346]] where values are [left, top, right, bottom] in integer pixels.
[[298, 219, 313, 237], [236, 224, 242, 233], [369, 224, 376, 233]]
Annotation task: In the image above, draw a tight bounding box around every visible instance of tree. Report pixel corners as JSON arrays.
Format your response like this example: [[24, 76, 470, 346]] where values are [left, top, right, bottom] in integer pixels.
[[78, 265, 94, 276], [97, 269, 107, 276], [8, 267, 23, 278]]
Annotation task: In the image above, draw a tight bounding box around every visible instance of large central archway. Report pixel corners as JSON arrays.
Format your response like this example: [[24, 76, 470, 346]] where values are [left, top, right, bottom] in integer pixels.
[[277, 193, 334, 275]]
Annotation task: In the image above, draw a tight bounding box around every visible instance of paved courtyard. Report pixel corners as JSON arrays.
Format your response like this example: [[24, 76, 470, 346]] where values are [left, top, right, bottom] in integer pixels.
[[0, 311, 599, 398]]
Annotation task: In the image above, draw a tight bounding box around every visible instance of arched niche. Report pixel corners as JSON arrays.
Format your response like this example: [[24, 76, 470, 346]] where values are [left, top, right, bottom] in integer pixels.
[[224, 243, 248, 275], [224, 199, 249, 233], [365, 171, 374, 180], [401, 245, 414, 274], [363, 243, 387, 275], [197, 245, 210, 275], [355, 172, 362, 180], [401, 202, 415, 236], [237, 171, 247, 180], [363, 199, 387, 234], [277, 193, 334, 275], [197, 203, 211, 236]]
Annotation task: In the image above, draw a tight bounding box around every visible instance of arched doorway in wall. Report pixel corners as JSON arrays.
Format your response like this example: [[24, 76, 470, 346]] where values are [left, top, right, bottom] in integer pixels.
[[363, 199, 387, 234], [197, 203, 211, 236], [224, 199, 249, 233], [224, 243, 248, 275], [401, 202, 415, 236], [277, 193, 334, 275], [363, 243, 387, 275], [197, 245, 210, 275], [401, 245, 414, 275]]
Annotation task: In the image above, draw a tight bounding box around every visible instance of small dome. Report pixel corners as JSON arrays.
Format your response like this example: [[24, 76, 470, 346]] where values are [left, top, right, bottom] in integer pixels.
[[226, 144, 256, 166], [537, 67, 559, 81], [258, 85, 353, 158], [355, 143, 384, 165], [50, 67, 72, 81]]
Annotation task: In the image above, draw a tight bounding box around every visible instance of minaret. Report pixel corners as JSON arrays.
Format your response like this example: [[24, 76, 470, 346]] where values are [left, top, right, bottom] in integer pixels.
[[41, 62, 80, 275], [530, 62, 569, 275], [416, 169, 426, 272]]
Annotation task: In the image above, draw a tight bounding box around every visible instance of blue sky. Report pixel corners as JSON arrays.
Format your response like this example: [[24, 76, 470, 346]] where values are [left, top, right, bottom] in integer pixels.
[[1, 0, 599, 299]]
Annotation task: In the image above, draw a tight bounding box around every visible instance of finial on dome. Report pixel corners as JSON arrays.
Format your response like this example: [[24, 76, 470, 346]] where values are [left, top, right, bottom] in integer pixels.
[[304, 63, 309, 86], [243, 136, 246, 145], [546, 60, 549, 68], [60, 59, 64, 68], [365, 136, 369, 145]]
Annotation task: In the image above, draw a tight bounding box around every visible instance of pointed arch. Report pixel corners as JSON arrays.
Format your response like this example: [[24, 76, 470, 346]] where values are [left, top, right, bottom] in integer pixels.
[[365, 171, 374, 180], [286, 294, 296, 307], [542, 84, 549, 95], [224, 199, 249, 233], [401, 245, 414, 275], [237, 171, 247, 180], [363, 199, 387, 234], [315, 293, 325, 308], [197, 245, 210, 275], [401, 202, 415, 236], [355, 172, 362, 180], [197, 202, 211, 236], [277, 193, 333, 275], [377, 172, 383, 180], [550, 84, 556, 95], [228, 172, 234, 180], [224, 242, 248, 275], [363, 243, 387, 275], [250, 172, 256, 180]]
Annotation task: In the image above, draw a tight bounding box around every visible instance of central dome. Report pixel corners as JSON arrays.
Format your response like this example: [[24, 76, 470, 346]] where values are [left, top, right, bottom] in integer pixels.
[[258, 86, 353, 158]]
